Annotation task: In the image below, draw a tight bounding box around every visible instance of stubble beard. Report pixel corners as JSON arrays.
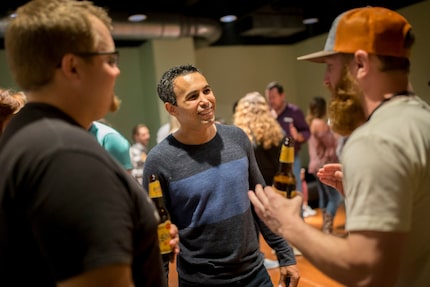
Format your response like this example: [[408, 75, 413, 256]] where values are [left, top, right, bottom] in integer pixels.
[[328, 67, 366, 136]]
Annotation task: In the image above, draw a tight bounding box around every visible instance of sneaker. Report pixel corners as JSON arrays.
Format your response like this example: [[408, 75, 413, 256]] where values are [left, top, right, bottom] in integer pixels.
[[263, 258, 279, 269], [302, 205, 317, 217]]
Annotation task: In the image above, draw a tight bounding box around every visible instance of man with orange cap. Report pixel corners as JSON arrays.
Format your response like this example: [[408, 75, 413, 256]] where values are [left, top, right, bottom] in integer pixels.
[[249, 6, 430, 287]]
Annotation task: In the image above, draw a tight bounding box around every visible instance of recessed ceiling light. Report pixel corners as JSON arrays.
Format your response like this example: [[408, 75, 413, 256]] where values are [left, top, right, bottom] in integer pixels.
[[128, 14, 147, 22], [303, 18, 319, 25], [220, 15, 237, 23]]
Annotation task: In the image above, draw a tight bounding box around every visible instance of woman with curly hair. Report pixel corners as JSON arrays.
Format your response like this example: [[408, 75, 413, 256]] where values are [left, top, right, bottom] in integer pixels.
[[233, 91, 284, 186], [234, 91, 308, 270], [234, 92, 316, 216], [0, 88, 27, 135]]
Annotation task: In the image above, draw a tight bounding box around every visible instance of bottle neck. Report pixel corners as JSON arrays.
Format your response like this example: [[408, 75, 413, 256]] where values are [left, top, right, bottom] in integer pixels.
[[279, 144, 294, 164], [148, 178, 166, 207], [278, 162, 294, 172], [151, 196, 165, 207]]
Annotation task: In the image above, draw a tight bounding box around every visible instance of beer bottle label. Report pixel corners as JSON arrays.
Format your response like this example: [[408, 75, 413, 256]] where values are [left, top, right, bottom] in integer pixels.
[[158, 220, 172, 254], [149, 180, 162, 198], [279, 145, 294, 163], [273, 186, 297, 199]]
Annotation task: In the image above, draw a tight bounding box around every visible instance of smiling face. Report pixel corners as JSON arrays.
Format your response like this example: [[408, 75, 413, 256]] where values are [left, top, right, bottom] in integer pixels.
[[169, 72, 216, 129], [135, 126, 150, 146]]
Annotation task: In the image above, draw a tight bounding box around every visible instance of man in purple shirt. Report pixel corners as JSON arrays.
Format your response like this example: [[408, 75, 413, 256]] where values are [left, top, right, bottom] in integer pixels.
[[265, 81, 310, 193]]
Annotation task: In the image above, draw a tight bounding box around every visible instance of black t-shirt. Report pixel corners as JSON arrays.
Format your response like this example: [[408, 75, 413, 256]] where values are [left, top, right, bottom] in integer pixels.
[[253, 142, 282, 186], [0, 103, 166, 287]]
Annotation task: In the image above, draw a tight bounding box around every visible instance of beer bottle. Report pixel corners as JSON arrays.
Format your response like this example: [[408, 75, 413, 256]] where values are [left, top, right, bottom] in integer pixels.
[[148, 174, 174, 261], [272, 136, 297, 198]]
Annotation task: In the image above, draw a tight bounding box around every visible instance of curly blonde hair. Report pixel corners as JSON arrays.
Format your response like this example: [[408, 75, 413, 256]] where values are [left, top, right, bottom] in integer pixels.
[[233, 92, 284, 149], [0, 89, 27, 133]]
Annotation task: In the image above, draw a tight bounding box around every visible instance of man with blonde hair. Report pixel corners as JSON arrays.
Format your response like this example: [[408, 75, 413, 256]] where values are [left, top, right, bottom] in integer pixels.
[[0, 1, 177, 286]]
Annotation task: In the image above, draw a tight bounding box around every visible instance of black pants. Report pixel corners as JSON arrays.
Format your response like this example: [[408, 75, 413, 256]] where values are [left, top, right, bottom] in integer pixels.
[[178, 264, 273, 287]]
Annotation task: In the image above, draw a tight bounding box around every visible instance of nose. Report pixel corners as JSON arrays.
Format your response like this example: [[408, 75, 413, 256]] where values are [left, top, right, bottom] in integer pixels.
[[200, 99, 211, 109], [323, 80, 330, 88], [323, 72, 330, 88], [199, 92, 212, 104]]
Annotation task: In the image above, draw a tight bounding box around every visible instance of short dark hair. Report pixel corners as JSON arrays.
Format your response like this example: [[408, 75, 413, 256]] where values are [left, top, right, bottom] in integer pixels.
[[378, 56, 411, 73], [157, 64, 200, 106], [132, 123, 148, 138], [266, 81, 283, 94], [309, 96, 327, 119]]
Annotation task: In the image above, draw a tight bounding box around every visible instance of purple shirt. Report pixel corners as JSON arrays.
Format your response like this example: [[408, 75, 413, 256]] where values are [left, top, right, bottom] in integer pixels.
[[276, 103, 310, 153]]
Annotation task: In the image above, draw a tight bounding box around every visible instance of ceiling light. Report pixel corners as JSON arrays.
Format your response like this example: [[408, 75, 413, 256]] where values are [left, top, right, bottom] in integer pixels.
[[128, 14, 147, 22], [303, 18, 319, 25], [220, 15, 237, 23]]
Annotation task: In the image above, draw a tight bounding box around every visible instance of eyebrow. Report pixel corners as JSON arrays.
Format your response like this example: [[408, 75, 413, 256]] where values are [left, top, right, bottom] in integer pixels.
[[185, 84, 211, 96]]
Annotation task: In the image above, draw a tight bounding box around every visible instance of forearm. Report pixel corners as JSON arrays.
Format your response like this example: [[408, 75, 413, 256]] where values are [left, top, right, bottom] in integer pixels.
[[294, 132, 305, 143], [280, 222, 402, 286], [286, 224, 355, 284], [58, 264, 134, 287], [249, 185, 403, 286], [258, 212, 296, 265]]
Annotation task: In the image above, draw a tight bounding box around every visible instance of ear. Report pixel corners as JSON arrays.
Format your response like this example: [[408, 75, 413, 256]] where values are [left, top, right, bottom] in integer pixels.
[[165, 102, 177, 117], [354, 50, 370, 79], [58, 54, 80, 79]]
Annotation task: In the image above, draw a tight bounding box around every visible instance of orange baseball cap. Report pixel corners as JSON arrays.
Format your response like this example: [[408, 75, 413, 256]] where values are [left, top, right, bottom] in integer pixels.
[[297, 7, 412, 62]]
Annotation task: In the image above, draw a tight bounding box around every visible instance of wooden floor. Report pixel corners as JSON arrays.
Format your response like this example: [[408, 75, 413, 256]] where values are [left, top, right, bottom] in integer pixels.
[[168, 204, 347, 287]]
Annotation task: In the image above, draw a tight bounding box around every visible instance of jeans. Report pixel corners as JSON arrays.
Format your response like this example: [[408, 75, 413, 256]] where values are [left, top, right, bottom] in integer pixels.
[[178, 264, 273, 287], [293, 154, 302, 192], [315, 175, 343, 216]]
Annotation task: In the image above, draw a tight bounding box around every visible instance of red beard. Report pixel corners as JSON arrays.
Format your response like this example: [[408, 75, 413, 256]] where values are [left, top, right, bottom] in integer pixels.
[[328, 66, 366, 136]]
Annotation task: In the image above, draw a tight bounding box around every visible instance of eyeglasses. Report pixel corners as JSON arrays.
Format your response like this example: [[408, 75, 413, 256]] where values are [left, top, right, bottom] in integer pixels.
[[74, 50, 120, 66]]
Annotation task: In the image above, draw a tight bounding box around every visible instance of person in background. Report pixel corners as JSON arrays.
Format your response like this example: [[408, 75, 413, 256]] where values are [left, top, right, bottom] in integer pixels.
[[143, 64, 300, 287], [265, 81, 310, 204], [234, 92, 284, 186], [130, 123, 151, 184], [306, 96, 342, 233], [233, 91, 300, 270], [88, 119, 133, 173], [88, 93, 132, 172], [156, 114, 180, 143], [0, 88, 26, 135], [300, 168, 316, 218], [249, 6, 430, 286], [0, 0, 177, 286]]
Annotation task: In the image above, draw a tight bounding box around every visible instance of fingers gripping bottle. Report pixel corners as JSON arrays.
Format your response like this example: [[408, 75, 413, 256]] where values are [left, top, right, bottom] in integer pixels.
[[272, 136, 297, 198], [148, 174, 174, 261]]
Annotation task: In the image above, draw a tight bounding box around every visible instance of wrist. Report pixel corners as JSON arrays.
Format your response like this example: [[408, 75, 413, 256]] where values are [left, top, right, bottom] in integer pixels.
[[279, 265, 288, 275]]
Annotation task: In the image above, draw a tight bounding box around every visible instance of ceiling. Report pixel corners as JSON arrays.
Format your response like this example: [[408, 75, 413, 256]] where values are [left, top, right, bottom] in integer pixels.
[[0, 0, 425, 48]]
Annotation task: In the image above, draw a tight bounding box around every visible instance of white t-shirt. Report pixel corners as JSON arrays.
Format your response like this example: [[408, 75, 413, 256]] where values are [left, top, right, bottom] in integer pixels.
[[342, 95, 430, 287]]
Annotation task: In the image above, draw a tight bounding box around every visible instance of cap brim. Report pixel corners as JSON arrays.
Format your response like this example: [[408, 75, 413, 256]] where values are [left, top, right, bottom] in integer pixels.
[[297, 50, 339, 63]]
